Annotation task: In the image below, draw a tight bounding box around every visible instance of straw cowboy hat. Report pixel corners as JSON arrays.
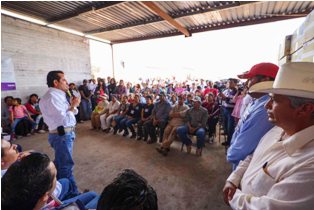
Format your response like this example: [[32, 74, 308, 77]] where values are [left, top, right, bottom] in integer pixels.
[[249, 62, 314, 99]]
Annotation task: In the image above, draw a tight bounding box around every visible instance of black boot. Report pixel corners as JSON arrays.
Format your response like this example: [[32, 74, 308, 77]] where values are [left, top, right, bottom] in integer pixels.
[[113, 127, 118, 135]]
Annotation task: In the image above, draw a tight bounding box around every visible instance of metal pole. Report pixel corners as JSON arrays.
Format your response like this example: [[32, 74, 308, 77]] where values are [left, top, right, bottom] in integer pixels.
[[110, 44, 115, 78]]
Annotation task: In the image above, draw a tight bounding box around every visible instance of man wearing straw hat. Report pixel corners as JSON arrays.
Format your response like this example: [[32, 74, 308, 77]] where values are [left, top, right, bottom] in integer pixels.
[[223, 62, 314, 209]]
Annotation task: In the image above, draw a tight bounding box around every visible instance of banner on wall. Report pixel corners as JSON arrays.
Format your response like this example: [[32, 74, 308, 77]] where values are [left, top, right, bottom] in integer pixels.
[[1, 57, 16, 91]]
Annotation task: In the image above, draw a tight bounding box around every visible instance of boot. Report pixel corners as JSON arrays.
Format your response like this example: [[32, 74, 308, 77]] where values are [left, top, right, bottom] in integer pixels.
[[113, 127, 118, 135]]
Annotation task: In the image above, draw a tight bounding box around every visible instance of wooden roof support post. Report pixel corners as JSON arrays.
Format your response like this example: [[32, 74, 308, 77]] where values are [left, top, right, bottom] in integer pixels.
[[141, 1, 191, 37]]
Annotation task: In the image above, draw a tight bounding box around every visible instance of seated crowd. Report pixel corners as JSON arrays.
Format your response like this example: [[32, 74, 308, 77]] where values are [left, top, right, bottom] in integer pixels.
[[2, 76, 247, 156], [77, 76, 247, 156], [2, 62, 314, 210], [2, 94, 48, 140]]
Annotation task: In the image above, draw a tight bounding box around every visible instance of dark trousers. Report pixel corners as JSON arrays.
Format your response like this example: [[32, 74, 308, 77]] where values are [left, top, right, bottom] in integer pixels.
[[208, 117, 219, 138], [137, 120, 149, 139], [223, 107, 235, 144], [144, 120, 167, 142]]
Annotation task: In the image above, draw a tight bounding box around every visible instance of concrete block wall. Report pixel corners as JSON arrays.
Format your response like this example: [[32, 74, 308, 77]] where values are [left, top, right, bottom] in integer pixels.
[[1, 15, 92, 103]]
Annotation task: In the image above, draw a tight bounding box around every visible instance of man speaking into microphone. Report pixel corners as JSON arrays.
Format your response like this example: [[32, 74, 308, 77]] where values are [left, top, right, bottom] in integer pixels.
[[39, 70, 81, 195]]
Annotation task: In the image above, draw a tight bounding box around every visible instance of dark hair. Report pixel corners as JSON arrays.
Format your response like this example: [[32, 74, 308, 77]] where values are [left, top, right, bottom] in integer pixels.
[[15, 98, 22, 105], [97, 169, 158, 210], [28, 94, 39, 104], [255, 74, 276, 82], [1, 153, 54, 210], [143, 186, 158, 210], [4, 96, 13, 103], [98, 79, 107, 90], [47, 70, 64, 88]]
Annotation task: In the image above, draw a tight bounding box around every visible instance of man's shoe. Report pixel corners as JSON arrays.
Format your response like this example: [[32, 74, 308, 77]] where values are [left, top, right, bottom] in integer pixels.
[[156, 147, 168, 156], [136, 136, 142, 141], [122, 132, 129, 137], [156, 147, 163, 153], [130, 133, 136, 139]]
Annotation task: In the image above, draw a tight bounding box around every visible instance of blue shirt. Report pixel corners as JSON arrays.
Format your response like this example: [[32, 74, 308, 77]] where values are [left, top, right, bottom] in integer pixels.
[[153, 100, 171, 122], [227, 95, 274, 170]]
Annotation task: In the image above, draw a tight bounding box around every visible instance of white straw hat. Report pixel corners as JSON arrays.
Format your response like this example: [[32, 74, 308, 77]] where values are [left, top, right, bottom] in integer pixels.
[[249, 62, 314, 99]]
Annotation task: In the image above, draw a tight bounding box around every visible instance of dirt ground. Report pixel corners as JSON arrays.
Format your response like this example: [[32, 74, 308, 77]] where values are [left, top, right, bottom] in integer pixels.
[[16, 122, 232, 210]]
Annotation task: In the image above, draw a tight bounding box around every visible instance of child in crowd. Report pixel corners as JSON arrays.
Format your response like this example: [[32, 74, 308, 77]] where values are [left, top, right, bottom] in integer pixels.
[[9, 98, 36, 140], [232, 86, 247, 125]]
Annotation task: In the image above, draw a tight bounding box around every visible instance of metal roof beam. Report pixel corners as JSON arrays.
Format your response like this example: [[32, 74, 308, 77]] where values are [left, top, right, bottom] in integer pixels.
[[47, 1, 124, 24], [85, 1, 255, 34], [111, 9, 310, 44], [142, 1, 190, 37]]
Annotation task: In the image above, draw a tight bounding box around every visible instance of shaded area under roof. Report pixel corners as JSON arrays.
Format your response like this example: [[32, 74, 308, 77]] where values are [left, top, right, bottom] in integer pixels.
[[2, 1, 314, 44]]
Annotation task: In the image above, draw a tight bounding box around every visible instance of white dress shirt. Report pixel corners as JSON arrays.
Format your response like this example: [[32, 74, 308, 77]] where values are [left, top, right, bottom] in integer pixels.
[[39, 88, 78, 131], [227, 125, 314, 210]]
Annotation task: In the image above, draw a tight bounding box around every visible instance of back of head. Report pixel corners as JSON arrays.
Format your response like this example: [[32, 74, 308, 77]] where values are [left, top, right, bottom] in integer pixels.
[[1, 153, 53, 210], [97, 169, 158, 210]]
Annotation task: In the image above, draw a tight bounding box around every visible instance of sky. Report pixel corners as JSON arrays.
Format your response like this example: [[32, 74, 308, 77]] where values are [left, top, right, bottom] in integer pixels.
[[90, 17, 305, 83]]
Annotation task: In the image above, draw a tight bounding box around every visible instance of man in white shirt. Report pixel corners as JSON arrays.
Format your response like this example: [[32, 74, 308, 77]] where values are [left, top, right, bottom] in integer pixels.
[[39, 70, 80, 195], [100, 95, 120, 133], [223, 62, 314, 210]]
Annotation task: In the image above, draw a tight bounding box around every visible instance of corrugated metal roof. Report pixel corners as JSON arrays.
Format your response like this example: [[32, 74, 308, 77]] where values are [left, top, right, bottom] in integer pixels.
[[1, 1, 313, 44]]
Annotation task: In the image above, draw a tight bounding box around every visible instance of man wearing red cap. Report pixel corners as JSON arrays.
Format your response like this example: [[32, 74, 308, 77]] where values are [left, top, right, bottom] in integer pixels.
[[227, 62, 279, 170]]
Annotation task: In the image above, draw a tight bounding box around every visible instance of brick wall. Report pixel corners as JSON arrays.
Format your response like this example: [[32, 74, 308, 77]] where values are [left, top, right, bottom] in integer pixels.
[[1, 15, 92, 103]]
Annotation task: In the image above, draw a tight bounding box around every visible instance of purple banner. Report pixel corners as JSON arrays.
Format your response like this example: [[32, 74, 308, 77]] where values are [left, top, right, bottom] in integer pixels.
[[1, 82, 16, 91]]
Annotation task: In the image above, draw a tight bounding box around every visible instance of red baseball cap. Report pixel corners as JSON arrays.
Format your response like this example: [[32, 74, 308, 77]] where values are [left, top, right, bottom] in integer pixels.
[[238, 62, 279, 79]]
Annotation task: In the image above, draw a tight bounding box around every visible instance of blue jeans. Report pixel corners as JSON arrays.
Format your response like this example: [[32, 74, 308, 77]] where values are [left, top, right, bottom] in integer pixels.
[[48, 132, 79, 195], [119, 117, 129, 133], [177, 125, 206, 149], [223, 107, 235, 144], [125, 118, 139, 134], [80, 99, 92, 120], [58, 178, 79, 201], [62, 192, 99, 209], [113, 115, 124, 130]]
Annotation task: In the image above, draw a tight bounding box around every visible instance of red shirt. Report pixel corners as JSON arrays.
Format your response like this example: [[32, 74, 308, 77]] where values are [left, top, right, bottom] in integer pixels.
[[203, 88, 218, 97]]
